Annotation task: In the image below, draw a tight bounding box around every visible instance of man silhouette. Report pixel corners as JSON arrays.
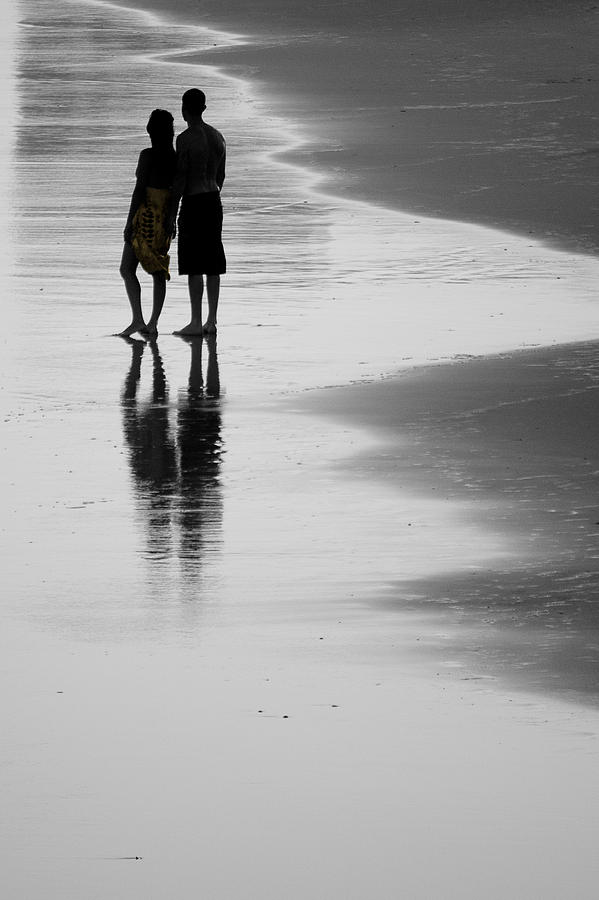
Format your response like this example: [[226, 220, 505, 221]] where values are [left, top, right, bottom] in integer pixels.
[[167, 89, 226, 335]]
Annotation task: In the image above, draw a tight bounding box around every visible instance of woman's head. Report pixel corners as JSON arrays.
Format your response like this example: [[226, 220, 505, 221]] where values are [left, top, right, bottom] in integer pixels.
[[146, 109, 174, 148]]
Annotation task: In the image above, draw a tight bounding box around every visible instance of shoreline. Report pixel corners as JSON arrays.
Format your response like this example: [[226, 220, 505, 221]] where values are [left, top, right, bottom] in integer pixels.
[[101, 0, 599, 257]]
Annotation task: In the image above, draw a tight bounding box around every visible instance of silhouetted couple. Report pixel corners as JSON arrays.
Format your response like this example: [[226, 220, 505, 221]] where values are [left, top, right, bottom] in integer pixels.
[[118, 89, 226, 337]]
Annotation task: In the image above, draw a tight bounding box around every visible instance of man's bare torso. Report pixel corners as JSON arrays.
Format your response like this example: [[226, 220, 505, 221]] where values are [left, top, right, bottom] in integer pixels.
[[176, 121, 226, 196]]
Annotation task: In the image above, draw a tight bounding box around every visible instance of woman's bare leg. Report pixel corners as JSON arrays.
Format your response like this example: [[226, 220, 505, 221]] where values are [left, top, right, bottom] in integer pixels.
[[143, 272, 167, 335], [118, 243, 146, 336]]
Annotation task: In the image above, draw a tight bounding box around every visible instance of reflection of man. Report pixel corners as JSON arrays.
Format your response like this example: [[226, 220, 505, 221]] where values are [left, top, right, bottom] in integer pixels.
[[167, 89, 226, 337], [176, 335, 223, 564]]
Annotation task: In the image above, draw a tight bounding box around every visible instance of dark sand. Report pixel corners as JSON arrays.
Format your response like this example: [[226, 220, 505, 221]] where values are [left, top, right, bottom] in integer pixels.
[[152, 0, 599, 704], [295, 340, 599, 703], [125, 0, 599, 253]]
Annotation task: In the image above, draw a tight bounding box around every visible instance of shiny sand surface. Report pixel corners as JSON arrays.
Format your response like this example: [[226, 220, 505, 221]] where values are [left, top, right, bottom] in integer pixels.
[[3, 1, 599, 897]]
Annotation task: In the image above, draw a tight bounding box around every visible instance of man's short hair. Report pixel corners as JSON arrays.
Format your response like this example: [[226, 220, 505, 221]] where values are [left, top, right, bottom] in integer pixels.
[[182, 89, 206, 115]]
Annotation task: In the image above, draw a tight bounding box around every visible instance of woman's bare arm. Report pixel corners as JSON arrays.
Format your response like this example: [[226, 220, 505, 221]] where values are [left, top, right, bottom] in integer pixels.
[[124, 150, 151, 242]]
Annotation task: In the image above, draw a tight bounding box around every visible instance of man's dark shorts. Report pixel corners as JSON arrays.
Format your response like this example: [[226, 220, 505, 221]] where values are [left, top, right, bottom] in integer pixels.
[[178, 192, 226, 276]]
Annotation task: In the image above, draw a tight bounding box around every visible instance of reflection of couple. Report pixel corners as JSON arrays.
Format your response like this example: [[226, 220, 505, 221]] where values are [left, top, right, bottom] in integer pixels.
[[121, 335, 223, 569], [118, 88, 226, 338]]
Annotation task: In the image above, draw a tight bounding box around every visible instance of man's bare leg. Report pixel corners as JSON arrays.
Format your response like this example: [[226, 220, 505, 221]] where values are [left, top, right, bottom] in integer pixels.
[[203, 275, 220, 334], [117, 243, 146, 337], [186, 335, 204, 395], [205, 333, 220, 396], [142, 272, 167, 336], [173, 274, 204, 335]]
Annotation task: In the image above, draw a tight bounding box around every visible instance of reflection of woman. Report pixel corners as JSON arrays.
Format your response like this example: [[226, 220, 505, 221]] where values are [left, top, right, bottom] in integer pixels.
[[118, 109, 177, 337], [121, 339, 178, 562]]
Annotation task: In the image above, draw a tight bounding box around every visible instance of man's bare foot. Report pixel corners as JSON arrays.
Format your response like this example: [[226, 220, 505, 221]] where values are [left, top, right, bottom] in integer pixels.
[[140, 323, 158, 337], [173, 322, 204, 336], [202, 321, 217, 335], [116, 321, 146, 337]]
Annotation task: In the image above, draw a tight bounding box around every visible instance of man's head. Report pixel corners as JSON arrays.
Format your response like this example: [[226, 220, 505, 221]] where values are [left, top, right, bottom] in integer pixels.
[[182, 89, 207, 120]]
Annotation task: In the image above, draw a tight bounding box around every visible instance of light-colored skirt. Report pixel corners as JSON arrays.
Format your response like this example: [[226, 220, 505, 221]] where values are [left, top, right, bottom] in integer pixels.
[[132, 187, 172, 279]]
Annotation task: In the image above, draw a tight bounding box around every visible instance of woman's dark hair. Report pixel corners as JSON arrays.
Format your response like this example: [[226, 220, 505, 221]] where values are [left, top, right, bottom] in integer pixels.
[[146, 109, 174, 149]]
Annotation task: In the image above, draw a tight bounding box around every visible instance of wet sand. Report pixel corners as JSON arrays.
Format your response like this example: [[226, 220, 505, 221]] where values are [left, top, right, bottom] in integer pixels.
[[3, 0, 599, 897], [296, 341, 599, 702]]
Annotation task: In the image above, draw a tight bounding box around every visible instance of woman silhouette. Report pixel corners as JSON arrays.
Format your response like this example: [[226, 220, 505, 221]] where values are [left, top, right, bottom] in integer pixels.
[[118, 109, 177, 337]]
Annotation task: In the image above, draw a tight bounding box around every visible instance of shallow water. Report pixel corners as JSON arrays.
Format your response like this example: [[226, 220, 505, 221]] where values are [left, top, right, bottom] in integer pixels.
[[3, 1, 599, 897]]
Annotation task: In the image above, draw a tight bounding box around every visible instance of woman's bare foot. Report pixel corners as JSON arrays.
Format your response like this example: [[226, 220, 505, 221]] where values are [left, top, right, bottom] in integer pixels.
[[116, 320, 146, 337], [173, 322, 204, 336], [140, 322, 158, 337], [202, 320, 217, 335]]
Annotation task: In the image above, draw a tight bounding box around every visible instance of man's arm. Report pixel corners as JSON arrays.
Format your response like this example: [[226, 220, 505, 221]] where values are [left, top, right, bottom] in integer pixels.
[[216, 143, 226, 191], [166, 136, 187, 236]]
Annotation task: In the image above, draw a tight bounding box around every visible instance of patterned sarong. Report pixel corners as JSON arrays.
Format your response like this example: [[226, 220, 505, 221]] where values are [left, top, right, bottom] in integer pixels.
[[132, 186, 172, 279]]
